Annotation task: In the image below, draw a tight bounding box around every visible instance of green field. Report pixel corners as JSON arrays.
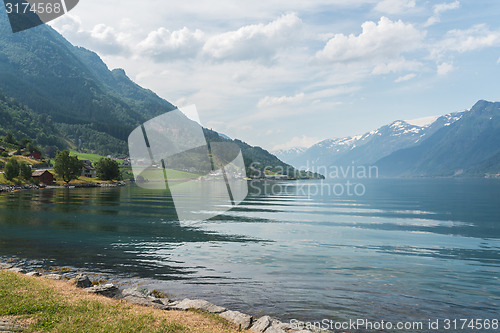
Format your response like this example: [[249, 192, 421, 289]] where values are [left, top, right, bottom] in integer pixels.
[[69, 151, 123, 165]]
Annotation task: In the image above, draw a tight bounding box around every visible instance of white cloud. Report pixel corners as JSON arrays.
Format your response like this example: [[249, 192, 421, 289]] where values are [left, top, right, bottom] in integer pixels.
[[395, 73, 416, 82], [272, 135, 321, 151], [202, 13, 303, 61], [425, 1, 460, 27], [434, 24, 500, 55], [257, 92, 305, 108], [374, 0, 415, 14], [372, 58, 422, 74], [314, 17, 425, 79], [137, 27, 205, 61], [51, 14, 132, 56], [315, 17, 425, 63], [437, 62, 454, 75]]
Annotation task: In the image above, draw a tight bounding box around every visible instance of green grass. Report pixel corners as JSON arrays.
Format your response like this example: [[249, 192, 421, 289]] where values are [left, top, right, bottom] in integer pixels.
[[0, 271, 184, 333], [69, 151, 123, 165], [0, 271, 249, 333]]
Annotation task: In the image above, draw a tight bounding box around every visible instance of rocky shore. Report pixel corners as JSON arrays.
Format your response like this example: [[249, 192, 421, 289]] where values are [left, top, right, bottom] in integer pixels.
[[0, 182, 127, 193], [0, 261, 327, 333]]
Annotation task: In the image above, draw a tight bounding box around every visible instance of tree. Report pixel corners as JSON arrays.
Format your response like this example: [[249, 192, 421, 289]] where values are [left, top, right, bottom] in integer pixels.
[[96, 157, 121, 181], [4, 158, 19, 181], [5, 132, 16, 145], [19, 162, 32, 181], [54, 151, 83, 184]]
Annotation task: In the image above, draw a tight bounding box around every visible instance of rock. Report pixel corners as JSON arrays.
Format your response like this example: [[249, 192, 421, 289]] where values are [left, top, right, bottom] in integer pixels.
[[84, 284, 122, 298], [7, 267, 26, 274], [26, 271, 41, 277], [70, 274, 92, 288], [264, 320, 293, 333], [0, 263, 14, 270], [123, 295, 167, 310], [122, 287, 153, 298], [44, 273, 62, 280], [121, 287, 166, 309], [250, 315, 273, 332], [219, 310, 253, 330], [169, 299, 226, 313], [0, 318, 24, 332]]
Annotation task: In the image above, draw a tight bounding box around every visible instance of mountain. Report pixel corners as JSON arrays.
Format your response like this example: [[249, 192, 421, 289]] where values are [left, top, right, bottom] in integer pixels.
[[0, 9, 316, 178], [286, 111, 465, 171], [376, 100, 500, 177], [273, 147, 307, 165]]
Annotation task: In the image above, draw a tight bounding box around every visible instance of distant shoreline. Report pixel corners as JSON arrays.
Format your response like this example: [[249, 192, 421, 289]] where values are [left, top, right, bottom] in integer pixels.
[[0, 181, 127, 194]]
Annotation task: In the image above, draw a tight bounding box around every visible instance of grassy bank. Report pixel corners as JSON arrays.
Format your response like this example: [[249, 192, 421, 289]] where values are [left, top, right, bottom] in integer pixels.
[[0, 271, 249, 333]]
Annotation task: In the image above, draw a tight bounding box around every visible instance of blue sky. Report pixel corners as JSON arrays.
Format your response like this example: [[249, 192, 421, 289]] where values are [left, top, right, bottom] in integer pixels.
[[50, 0, 500, 151]]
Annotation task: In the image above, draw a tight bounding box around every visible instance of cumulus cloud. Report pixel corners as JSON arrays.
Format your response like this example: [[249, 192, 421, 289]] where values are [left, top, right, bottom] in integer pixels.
[[374, 0, 415, 14], [137, 27, 205, 61], [51, 15, 132, 56], [395, 73, 416, 82], [316, 17, 425, 63], [202, 13, 303, 61], [437, 62, 454, 75], [257, 92, 305, 108], [315, 17, 425, 78]]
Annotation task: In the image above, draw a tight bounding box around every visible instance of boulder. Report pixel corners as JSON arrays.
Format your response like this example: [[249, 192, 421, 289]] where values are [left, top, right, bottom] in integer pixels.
[[0, 263, 14, 270], [70, 274, 92, 288], [123, 295, 167, 310], [7, 267, 26, 274], [84, 284, 122, 298], [250, 315, 272, 332], [44, 273, 62, 280], [264, 320, 293, 333], [122, 287, 153, 298], [122, 287, 166, 309], [219, 310, 253, 330], [169, 299, 226, 313], [26, 272, 41, 277]]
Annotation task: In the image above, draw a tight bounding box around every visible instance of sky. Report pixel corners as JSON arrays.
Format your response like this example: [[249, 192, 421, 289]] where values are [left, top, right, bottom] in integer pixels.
[[49, 0, 500, 151]]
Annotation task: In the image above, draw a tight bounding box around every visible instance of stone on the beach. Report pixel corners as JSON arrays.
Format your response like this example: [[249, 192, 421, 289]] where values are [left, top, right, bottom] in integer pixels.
[[122, 287, 166, 309], [263, 320, 293, 333], [250, 315, 272, 332], [44, 273, 62, 280], [219, 310, 253, 330], [7, 267, 24, 273], [70, 274, 92, 288], [123, 295, 167, 310], [170, 299, 226, 313], [26, 271, 41, 277], [0, 263, 14, 270], [84, 284, 122, 298], [122, 287, 153, 298]]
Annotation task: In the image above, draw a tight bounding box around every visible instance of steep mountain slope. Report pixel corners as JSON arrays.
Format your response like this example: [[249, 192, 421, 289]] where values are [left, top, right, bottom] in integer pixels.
[[0, 8, 316, 177], [286, 111, 465, 170], [376, 100, 500, 177]]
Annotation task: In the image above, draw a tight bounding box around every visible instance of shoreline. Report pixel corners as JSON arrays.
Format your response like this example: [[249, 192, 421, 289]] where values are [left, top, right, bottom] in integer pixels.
[[0, 259, 325, 333], [0, 181, 127, 194]]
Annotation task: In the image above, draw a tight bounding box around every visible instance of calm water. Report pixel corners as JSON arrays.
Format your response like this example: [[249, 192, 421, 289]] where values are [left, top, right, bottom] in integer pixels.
[[0, 179, 499, 331]]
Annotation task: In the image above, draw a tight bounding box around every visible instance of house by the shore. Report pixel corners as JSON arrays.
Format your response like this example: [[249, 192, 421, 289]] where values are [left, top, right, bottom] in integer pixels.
[[32, 170, 54, 185], [82, 160, 97, 178]]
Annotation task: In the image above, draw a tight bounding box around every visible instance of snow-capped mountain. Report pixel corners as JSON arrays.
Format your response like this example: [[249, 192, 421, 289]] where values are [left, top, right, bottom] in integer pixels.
[[273, 147, 307, 165], [286, 110, 467, 170]]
